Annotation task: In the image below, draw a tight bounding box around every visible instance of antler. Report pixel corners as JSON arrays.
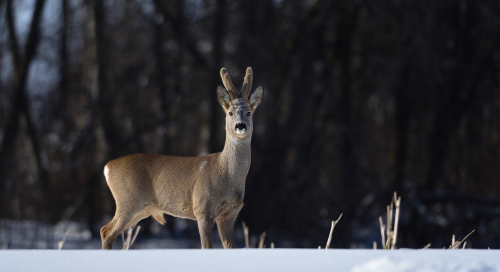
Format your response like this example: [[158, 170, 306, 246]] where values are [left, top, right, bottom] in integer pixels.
[[220, 68, 238, 100], [241, 67, 253, 99]]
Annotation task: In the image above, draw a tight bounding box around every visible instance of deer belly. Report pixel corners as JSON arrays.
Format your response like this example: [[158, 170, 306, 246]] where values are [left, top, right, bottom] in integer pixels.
[[156, 202, 196, 220]]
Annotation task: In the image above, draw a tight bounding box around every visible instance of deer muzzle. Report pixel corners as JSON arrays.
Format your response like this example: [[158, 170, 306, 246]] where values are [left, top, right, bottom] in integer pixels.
[[235, 123, 247, 134]]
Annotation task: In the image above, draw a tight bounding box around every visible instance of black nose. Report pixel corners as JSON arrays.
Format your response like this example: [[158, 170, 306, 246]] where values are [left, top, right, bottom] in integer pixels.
[[235, 123, 247, 130]]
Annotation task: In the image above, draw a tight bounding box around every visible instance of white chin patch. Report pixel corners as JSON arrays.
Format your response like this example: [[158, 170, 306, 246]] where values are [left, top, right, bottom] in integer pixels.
[[236, 129, 246, 135]]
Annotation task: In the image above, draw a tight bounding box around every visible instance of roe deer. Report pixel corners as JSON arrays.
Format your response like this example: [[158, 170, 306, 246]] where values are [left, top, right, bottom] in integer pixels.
[[100, 67, 263, 249]]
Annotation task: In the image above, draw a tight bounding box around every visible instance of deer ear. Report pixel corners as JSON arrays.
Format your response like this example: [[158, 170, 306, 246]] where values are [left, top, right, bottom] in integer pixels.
[[249, 85, 264, 110], [217, 85, 231, 110]]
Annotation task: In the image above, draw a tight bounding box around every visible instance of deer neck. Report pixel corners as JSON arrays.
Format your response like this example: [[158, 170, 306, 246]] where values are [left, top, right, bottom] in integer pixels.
[[219, 131, 252, 179]]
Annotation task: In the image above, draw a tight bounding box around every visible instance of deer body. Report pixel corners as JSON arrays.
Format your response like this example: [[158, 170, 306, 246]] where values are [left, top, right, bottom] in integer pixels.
[[100, 67, 263, 249]]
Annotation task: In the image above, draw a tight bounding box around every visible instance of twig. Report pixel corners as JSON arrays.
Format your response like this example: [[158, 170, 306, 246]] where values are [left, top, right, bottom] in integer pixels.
[[462, 230, 475, 243], [379, 217, 386, 249], [391, 193, 401, 250], [130, 226, 141, 248], [121, 231, 125, 247], [122, 228, 132, 250], [242, 222, 250, 248], [325, 213, 343, 249], [378, 192, 401, 250], [258, 232, 266, 249], [449, 229, 475, 249], [422, 243, 431, 249], [122, 225, 141, 250], [57, 228, 71, 250], [386, 202, 393, 249]]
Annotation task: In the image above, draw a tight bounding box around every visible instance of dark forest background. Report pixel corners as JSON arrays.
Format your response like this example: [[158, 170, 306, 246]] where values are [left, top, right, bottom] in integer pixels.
[[0, 0, 500, 249]]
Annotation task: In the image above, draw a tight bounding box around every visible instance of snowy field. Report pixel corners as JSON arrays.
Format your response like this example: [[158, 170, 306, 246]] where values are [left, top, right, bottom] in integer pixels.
[[0, 249, 498, 272]]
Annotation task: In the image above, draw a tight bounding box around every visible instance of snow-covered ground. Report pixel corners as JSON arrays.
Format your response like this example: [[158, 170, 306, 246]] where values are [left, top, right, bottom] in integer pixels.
[[0, 249, 498, 272], [0, 219, 206, 249]]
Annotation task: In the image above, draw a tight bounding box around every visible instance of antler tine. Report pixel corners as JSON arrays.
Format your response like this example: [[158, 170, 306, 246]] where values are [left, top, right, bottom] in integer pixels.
[[220, 68, 238, 100], [241, 67, 253, 99]]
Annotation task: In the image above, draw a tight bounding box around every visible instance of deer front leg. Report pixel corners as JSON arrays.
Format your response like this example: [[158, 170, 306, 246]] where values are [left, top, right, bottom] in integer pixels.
[[216, 214, 237, 249], [196, 213, 214, 249]]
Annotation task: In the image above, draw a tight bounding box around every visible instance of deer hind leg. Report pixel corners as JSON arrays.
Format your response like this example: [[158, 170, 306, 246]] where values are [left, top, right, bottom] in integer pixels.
[[100, 208, 149, 249], [100, 219, 116, 248]]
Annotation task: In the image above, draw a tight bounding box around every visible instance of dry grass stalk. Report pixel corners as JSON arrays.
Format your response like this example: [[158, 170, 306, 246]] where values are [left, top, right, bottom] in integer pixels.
[[378, 192, 401, 250], [258, 232, 266, 248], [373, 241, 377, 249], [379, 217, 386, 249], [392, 194, 401, 250], [271, 242, 274, 249], [58, 228, 71, 250], [242, 221, 250, 248], [325, 213, 343, 249], [422, 243, 431, 249], [240, 222, 272, 248], [386, 204, 392, 244], [122, 225, 141, 250], [130, 226, 141, 246], [448, 229, 475, 249]]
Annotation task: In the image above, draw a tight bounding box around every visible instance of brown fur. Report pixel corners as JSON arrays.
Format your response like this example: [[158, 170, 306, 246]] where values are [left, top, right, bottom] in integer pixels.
[[100, 67, 263, 249]]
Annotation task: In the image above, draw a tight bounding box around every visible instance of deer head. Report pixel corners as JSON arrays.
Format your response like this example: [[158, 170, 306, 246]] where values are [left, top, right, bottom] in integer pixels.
[[217, 67, 264, 139]]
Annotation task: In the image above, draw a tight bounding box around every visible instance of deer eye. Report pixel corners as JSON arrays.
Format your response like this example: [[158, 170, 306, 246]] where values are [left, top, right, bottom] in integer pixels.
[[228, 112, 233, 116], [246, 112, 251, 116]]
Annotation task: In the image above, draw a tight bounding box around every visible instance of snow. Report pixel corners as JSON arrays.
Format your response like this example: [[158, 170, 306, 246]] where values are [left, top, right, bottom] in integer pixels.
[[0, 249, 498, 272]]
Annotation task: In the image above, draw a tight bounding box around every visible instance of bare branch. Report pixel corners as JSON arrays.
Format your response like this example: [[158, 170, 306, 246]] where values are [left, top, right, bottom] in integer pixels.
[[152, 0, 210, 70]]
